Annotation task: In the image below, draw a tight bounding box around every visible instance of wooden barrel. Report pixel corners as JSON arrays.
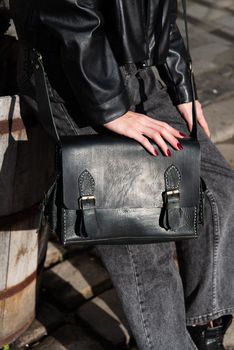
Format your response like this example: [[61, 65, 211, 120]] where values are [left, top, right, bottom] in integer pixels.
[[0, 211, 49, 347], [0, 95, 55, 346]]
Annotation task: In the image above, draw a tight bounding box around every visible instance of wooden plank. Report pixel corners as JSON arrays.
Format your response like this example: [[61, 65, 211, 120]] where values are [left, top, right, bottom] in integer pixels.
[[0, 96, 24, 137], [0, 231, 11, 290], [0, 281, 36, 346], [6, 221, 39, 288], [0, 211, 49, 346]]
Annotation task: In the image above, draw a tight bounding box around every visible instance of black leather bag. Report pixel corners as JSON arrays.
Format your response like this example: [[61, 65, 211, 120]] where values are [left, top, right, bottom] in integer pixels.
[[33, 0, 205, 246]]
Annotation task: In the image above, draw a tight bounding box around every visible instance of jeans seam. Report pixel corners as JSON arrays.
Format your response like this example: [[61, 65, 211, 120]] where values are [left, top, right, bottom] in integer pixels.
[[126, 245, 153, 350], [206, 188, 220, 313], [186, 188, 222, 325]]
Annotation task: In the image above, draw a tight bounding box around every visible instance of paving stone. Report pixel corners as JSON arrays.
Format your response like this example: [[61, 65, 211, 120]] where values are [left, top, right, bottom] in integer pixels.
[[31, 325, 104, 350], [216, 143, 234, 169], [197, 0, 234, 10], [191, 42, 230, 75], [77, 289, 131, 347], [11, 302, 64, 349], [42, 252, 112, 310], [196, 61, 234, 106], [187, 3, 216, 21], [203, 97, 234, 143], [188, 26, 225, 49], [177, 17, 225, 49], [215, 13, 234, 30], [44, 241, 66, 268], [214, 48, 234, 67]]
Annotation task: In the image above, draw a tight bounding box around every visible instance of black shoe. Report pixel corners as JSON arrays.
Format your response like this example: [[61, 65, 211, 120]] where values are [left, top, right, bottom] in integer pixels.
[[187, 315, 233, 350]]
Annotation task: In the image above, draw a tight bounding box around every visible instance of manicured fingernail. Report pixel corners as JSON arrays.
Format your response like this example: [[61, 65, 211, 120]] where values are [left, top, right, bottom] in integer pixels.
[[167, 149, 171, 157], [177, 142, 183, 150], [154, 149, 159, 156], [179, 132, 188, 137]]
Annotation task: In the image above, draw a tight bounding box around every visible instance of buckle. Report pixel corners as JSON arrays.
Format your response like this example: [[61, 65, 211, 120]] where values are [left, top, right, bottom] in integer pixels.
[[78, 195, 96, 209], [163, 189, 180, 205], [165, 189, 180, 197]]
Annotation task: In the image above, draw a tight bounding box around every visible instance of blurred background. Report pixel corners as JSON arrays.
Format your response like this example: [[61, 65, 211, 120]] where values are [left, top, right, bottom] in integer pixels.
[[0, 0, 233, 349]]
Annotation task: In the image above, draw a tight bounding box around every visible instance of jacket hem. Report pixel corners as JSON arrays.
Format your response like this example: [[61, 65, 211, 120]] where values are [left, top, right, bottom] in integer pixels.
[[83, 88, 131, 126], [168, 84, 198, 106]]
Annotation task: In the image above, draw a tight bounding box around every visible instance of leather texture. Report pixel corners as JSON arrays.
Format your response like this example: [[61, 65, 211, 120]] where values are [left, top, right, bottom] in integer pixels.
[[10, 0, 197, 128], [54, 134, 202, 245]]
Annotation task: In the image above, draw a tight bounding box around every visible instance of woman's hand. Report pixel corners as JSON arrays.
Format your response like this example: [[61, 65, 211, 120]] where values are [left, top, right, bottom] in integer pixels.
[[103, 111, 188, 157], [177, 100, 211, 138]]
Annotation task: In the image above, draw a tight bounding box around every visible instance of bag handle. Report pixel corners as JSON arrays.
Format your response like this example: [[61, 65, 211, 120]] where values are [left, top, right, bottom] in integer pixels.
[[32, 0, 197, 142]]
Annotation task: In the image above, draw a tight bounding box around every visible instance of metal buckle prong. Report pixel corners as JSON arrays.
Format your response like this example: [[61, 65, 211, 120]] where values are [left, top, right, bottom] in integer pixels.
[[78, 195, 96, 209], [166, 189, 180, 196], [163, 189, 180, 204]]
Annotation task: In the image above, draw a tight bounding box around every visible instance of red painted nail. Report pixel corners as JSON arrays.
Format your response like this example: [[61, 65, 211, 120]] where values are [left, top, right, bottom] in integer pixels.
[[167, 149, 171, 157], [179, 132, 188, 137], [154, 149, 159, 156], [177, 142, 183, 150]]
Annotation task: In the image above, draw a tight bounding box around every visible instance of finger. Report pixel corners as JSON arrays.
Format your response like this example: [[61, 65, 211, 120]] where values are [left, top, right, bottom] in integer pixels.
[[141, 117, 189, 138], [132, 133, 159, 156], [197, 114, 211, 138], [185, 115, 193, 132], [145, 126, 183, 152], [157, 122, 189, 138], [143, 128, 171, 156], [159, 128, 184, 151]]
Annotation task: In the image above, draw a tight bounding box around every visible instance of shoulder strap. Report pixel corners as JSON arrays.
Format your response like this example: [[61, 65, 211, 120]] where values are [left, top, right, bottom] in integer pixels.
[[181, 0, 198, 139], [32, 51, 60, 143], [32, 0, 197, 142]]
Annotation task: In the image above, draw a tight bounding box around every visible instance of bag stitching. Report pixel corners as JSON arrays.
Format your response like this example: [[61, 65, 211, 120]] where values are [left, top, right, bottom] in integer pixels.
[[165, 164, 181, 188]]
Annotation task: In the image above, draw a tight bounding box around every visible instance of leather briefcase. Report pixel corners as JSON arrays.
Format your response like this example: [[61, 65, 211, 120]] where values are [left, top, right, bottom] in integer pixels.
[[52, 133, 205, 245]]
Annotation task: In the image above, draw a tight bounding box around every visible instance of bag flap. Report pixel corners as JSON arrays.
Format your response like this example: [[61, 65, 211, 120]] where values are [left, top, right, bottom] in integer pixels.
[[60, 134, 201, 210]]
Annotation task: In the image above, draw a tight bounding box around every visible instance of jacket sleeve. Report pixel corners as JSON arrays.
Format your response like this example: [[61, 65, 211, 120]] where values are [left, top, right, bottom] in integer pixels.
[[156, 2, 198, 105], [38, 0, 130, 126]]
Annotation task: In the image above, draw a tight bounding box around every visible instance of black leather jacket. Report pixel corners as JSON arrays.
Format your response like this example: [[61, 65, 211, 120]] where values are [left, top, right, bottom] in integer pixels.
[[10, 0, 196, 127]]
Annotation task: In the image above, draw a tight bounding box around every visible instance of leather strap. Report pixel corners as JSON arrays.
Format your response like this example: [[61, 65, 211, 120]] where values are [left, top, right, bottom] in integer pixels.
[[181, 0, 198, 139], [32, 51, 60, 143], [78, 170, 98, 237], [163, 165, 182, 230]]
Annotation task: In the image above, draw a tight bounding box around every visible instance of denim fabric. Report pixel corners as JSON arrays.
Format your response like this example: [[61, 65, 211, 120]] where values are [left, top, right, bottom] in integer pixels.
[[93, 65, 234, 350]]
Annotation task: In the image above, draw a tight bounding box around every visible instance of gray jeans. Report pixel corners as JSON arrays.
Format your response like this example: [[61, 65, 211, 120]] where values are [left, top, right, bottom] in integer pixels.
[[93, 65, 234, 350]]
